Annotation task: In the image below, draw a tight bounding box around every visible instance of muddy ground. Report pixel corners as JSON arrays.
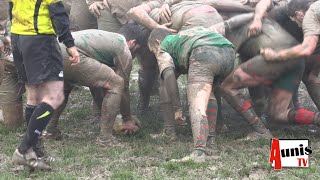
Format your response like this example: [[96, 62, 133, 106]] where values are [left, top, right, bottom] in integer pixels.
[[0, 63, 319, 179]]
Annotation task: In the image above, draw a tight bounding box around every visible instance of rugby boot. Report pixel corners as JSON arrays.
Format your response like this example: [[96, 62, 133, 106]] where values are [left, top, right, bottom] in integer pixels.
[[33, 138, 55, 163], [12, 148, 51, 171]]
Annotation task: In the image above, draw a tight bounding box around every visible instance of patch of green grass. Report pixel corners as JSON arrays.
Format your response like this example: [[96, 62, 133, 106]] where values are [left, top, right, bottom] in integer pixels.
[[111, 169, 139, 179]]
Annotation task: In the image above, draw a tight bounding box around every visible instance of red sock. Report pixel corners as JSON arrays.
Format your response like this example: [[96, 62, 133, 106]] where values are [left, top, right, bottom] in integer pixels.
[[294, 109, 315, 124], [207, 99, 218, 131], [241, 100, 252, 112]]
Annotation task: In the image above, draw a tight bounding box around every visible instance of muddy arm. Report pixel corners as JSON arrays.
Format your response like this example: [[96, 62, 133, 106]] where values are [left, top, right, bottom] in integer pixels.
[[225, 13, 254, 33], [253, 0, 272, 23], [163, 67, 181, 112], [115, 45, 133, 120], [248, 0, 273, 36], [156, 51, 181, 111], [209, 13, 254, 36], [128, 1, 179, 32], [261, 35, 319, 61], [128, 4, 159, 30]]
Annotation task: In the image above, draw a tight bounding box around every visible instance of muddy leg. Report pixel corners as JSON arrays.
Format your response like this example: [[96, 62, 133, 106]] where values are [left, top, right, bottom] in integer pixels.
[[136, 47, 158, 115], [292, 88, 301, 109], [44, 86, 73, 140], [159, 79, 176, 135], [207, 92, 218, 136], [214, 88, 228, 134], [303, 55, 320, 110], [221, 67, 270, 138], [188, 83, 212, 152], [268, 89, 320, 127], [89, 87, 104, 123], [248, 86, 268, 117], [285, 89, 320, 126], [97, 75, 124, 147], [267, 88, 293, 124]]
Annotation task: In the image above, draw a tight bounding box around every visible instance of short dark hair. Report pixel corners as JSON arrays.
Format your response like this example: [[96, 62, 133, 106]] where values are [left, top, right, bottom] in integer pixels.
[[288, 0, 315, 17], [148, 28, 171, 48], [119, 23, 150, 46]]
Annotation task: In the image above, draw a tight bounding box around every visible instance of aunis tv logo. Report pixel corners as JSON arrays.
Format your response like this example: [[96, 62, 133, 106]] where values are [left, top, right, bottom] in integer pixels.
[[269, 138, 312, 170]]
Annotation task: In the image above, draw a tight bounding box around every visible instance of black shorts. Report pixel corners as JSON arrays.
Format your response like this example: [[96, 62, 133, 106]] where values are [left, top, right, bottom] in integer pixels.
[[11, 34, 64, 84]]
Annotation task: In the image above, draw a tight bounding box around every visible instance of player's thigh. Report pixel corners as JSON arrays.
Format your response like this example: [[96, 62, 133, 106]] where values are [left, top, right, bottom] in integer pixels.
[[64, 54, 115, 88], [241, 55, 304, 81]]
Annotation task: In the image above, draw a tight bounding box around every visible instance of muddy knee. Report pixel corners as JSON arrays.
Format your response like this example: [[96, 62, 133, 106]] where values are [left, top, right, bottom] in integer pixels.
[[221, 69, 243, 95], [105, 74, 125, 94]]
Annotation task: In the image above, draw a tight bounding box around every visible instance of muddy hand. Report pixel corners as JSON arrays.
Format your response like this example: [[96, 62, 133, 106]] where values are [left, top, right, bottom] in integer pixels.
[[159, 4, 171, 23], [67, 46, 80, 65], [122, 120, 139, 135], [102, 0, 109, 9], [157, 22, 177, 33], [175, 110, 187, 126], [260, 48, 279, 61], [89, 1, 106, 18], [248, 20, 262, 37]]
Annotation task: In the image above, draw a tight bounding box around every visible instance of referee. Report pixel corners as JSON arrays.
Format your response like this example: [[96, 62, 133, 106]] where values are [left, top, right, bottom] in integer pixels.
[[10, 0, 80, 170]]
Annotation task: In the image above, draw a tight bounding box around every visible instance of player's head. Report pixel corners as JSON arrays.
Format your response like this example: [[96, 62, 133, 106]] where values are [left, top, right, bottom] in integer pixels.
[[119, 23, 150, 53], [148, 28, 171, 54], [288, 0, 315, 27]]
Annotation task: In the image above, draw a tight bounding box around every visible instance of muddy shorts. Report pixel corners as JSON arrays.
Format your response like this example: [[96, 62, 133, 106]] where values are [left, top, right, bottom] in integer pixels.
[[241, 55, 304, 93], [188, 46, 235, 84], [0, 60, 25, 105], [63, 52, 116, 88], [11, 34, 64, 84], [97, 7, 122, 33]]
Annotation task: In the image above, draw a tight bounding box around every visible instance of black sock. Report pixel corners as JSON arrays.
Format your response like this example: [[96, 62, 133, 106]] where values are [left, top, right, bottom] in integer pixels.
[[25, 104, 37, 125], [19, 103, 54, 154]]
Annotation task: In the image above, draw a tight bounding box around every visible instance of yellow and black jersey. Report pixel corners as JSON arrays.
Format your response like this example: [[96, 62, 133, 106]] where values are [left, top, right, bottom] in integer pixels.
[[9, 0, 74, 47]]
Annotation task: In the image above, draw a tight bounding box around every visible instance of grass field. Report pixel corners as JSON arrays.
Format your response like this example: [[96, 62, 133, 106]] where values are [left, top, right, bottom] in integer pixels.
[[0, 65, 320, 179]]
